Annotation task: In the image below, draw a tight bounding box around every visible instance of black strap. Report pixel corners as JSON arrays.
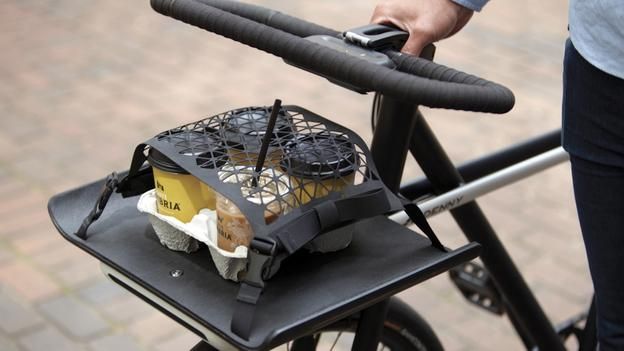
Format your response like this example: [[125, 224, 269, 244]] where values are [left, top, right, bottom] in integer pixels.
[[231, 282, 263, 338], [231, 188, 391, 340], [401, 199, 447, 252], [229, 192, 445, 339], [75, 173, 119, 240], [275, 188, 391, 254], [117, 144, 154, 197], [231, 242, 275, 339], [75, 144, 154, 240]]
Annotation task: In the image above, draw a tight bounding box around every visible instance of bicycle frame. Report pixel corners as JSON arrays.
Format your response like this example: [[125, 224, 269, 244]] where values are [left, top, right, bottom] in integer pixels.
[[393, 144, 568, 223], [351, 94, 591, 351]]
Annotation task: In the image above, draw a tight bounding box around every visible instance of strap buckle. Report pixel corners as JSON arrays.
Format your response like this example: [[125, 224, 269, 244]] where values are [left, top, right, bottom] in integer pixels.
[[231, 238, 278, 339], [242, 238, 278, 290], [343, 24, 408, 51]]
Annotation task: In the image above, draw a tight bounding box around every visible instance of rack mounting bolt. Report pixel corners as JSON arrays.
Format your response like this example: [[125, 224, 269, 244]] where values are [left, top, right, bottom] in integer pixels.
[[169, 269, 184, 278]]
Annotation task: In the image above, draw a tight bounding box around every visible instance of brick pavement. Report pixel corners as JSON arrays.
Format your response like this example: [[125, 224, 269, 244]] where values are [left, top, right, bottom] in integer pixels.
[[0, 0, 588, 350]]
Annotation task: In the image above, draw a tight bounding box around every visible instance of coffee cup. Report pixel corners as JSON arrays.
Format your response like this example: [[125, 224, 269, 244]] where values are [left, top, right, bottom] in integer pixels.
[[148, 132, 227, 222], [280, 133, 358, 205], [216, 166, 291, 252], [221, 108, 294, 167]]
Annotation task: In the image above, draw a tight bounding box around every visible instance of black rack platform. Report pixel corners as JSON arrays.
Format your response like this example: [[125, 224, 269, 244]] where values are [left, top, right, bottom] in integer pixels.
[[48, 177, 480, 351]]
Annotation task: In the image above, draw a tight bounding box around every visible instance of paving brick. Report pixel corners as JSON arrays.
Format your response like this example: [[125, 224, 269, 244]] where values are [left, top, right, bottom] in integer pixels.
[[18, 326, 87, 351], [39, 296, 110, 340], [437, 330, 473, 351], [99, 294, 154, 324], [533, 283, 592, 324], [29, 239, 87, 268], [0, 289, 44, 334], [0, 261, 60, 302], [128, 311, 187, 346], [0, 334, 19, 351], [0, 177, 28, 198], [452, 312, 521, 351], [152, 330, 198, 351], [77, 278, 128, 306], [9, 230, 60, 256], [52, 257, 102, 288], [0, 209, 51, 240], [89, 333, 143, 351], [0, 245, 14, 264], [0, 187, 47, 217]]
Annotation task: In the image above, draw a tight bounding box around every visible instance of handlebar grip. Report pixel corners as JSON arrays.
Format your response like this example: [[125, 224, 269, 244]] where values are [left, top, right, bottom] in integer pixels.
[[387, 51, 493, 87], [151, 0, 515, 114], [193, 0, 340, 37]]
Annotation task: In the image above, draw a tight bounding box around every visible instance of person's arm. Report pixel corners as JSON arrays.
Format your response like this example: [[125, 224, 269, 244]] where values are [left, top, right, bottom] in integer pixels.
[[370, 0, 486, 55]]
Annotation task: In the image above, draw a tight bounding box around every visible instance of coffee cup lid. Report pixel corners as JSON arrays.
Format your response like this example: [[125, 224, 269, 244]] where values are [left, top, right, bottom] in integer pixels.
[[281, 133, 358, 179], [221, 108, 294, 150], [149, 131, 228, 172], [148, 148, 188, 174], [218, 166, 291, 206]]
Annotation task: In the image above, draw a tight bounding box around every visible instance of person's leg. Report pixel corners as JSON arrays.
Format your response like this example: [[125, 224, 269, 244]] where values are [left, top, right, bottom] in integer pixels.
[[562, 39, 624, 350], [570, 156, 624, 350]]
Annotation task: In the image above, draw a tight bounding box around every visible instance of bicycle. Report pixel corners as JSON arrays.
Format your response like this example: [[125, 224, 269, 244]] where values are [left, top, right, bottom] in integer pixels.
[[47, 1, 595, 350]]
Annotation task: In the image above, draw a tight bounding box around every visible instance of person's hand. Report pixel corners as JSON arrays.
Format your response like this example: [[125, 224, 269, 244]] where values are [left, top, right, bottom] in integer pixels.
[[370, 0, 474, 55]]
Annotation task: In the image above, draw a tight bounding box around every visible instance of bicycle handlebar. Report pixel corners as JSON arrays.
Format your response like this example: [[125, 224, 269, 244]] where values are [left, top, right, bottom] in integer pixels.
[[193, 0, 340, 37], [151, 0, 515, 114]]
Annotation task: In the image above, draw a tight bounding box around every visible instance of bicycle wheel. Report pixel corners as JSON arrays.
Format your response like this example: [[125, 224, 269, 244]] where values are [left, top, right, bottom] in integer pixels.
[[278, 297, 444, 351]]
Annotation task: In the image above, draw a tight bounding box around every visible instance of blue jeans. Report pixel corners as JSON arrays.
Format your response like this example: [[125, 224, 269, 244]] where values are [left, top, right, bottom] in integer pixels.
[[562, 39, 624, 350]]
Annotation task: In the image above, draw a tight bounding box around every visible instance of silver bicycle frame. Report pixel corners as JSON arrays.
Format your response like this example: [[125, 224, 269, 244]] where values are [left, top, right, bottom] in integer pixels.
[[390, 147, 570, 225]]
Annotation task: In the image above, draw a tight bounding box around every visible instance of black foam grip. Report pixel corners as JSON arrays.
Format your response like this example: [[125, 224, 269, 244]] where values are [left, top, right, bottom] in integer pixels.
[[151, 0, 515, 113], [193, 0, 340, 37]]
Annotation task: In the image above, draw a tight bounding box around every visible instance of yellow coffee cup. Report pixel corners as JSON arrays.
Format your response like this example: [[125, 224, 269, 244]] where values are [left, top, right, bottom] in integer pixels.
[[148, 145, 226, 223]]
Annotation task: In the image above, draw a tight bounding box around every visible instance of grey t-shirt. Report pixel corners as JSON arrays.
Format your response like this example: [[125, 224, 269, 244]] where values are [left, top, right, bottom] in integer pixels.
[[569, 0, 624, 79], [452, 0, 624, 79]]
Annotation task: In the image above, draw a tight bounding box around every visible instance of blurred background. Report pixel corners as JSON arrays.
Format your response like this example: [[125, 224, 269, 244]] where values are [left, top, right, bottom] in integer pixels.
[[0, 0, 590, 350]]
